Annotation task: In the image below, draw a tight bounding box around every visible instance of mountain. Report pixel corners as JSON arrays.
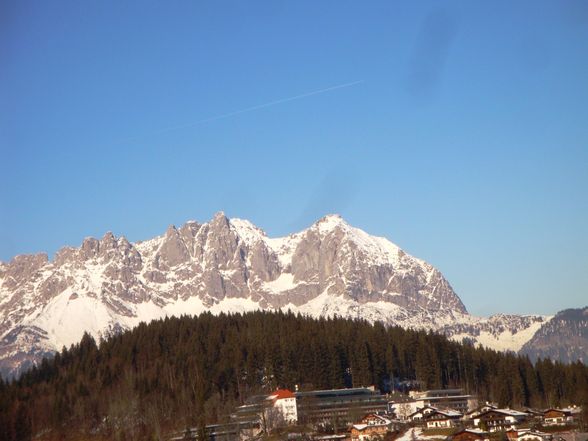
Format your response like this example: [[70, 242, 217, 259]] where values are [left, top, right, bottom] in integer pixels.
[[0, 213, 576, 378], [519, 307, 588, 363]]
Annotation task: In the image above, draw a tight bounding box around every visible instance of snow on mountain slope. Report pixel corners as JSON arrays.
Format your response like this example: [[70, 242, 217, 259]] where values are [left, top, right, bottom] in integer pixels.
[[441, 313, 552, 352], [520, 307, 588, 363], [0, 213, 563, 378]]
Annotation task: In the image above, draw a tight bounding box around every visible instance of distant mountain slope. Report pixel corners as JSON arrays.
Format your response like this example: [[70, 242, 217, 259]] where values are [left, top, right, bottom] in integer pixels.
[[0, 213, 579, 378], [519, 307, 588, 363]]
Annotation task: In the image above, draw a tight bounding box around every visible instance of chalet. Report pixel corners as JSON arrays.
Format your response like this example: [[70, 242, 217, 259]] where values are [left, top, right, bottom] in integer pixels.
[[423, 408, 463, 429], [523, 408, 545, 424], [466, 403, 499, 420], [351, 414, 392, 441], [451, 429, 491, 441], [543, 408, 580, 427], [408, 405, 438, 423], [473, 408, 529, 432]]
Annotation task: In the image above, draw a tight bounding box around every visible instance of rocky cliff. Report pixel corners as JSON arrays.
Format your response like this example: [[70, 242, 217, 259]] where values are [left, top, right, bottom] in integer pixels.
[[0, 213, 573, 378]]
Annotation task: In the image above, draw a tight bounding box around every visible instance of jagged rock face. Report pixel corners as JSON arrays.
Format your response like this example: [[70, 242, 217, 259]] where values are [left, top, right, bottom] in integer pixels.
[[0, 212, 570, 378]]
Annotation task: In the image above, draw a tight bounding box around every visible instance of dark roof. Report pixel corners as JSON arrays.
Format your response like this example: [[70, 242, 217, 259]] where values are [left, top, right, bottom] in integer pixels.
[[296, 387, 379, 398]]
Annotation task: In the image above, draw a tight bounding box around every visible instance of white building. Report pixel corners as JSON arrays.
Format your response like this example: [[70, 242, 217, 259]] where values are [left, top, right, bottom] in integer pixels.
[[265, 389, 298, 427]]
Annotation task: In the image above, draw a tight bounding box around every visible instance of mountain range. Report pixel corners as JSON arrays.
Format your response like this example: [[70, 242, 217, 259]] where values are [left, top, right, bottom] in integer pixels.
[[0, 212, 585, 378]]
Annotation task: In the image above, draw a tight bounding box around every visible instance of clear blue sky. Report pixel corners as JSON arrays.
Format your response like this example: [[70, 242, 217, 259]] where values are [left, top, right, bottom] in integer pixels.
[[1, 1, 587, 316]]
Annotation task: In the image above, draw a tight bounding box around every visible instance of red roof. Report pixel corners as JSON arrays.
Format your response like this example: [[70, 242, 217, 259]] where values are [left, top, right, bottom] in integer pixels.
[[271, 389, 295, 400]]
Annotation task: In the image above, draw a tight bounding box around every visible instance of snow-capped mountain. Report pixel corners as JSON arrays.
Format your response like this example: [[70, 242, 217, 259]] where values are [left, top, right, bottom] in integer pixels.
[[0, 213, 568, 378]]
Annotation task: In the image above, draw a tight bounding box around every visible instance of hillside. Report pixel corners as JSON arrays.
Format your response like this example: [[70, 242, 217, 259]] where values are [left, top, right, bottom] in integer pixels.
[[520, 307, 588, 363], [1, 311, 587, 441]]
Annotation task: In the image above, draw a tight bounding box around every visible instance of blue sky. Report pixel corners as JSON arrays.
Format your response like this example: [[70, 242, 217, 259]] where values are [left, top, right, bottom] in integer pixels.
[[1, 1, 587, 316]]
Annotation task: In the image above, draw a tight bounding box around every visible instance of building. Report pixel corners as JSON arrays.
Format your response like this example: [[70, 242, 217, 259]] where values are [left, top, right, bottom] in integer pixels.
[[389, 399, 421, 420], [232, 387, 389, 431], [390, 389, 477, 420], [231, 393, 269, 426], [517, 429, 553, 441], [466, 403, 499, 420], [169, 420, 260, 441], [422, 408, 463, 429], [523, 408, 545, 424], [295, 387, 388, 427], [543, 408, 581, 427], [407, 405, 462, 428], [507, 429, 553, 441], [231, 389, 298, 430], [350, 414, 392, 441], [451, 429, 491, 441], [473, 408, 529, 432], [408, 405, 438, 423], [410, 389, 478, 413], [267, 389, 298, 426]]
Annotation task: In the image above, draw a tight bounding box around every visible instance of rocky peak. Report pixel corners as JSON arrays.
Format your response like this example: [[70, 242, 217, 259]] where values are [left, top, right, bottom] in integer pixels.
[[10, 253, 49, 268], [101, 231, 116, 246], [229, 218, 267, 247], [210, 211, 230, 229], [80, 237, 100, 260], [179, 221, 201, 240], [0, 253, 49, 288], [165, 224, 178, 237], [8, 211, 559, 380], [155, 225, 190, 269], [53, 246, 78, 265], [203, 213, 243, 268], [313, 214, 349, 235]]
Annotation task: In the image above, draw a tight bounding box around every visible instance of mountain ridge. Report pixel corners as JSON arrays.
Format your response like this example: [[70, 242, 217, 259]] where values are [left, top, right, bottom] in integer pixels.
[[0, 213, 582, 378]]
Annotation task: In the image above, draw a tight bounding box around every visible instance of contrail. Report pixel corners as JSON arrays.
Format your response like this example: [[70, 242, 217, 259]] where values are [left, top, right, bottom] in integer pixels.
[[137, 80, 364, 138]]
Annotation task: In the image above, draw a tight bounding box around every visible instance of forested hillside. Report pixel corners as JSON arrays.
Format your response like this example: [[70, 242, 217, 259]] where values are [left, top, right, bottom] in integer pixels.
[[1, 311, 587, 441]]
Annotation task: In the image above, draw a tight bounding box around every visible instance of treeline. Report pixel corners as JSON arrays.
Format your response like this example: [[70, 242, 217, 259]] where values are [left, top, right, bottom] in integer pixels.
[[1, 311, 587, 440]]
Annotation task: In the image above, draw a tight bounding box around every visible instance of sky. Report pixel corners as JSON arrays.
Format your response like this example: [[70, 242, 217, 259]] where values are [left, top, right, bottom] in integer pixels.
[[1, 1, 587, 316]]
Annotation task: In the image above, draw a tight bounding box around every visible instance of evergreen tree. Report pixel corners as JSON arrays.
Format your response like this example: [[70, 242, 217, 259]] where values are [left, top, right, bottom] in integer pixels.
[[0, 311, 587, 440]]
